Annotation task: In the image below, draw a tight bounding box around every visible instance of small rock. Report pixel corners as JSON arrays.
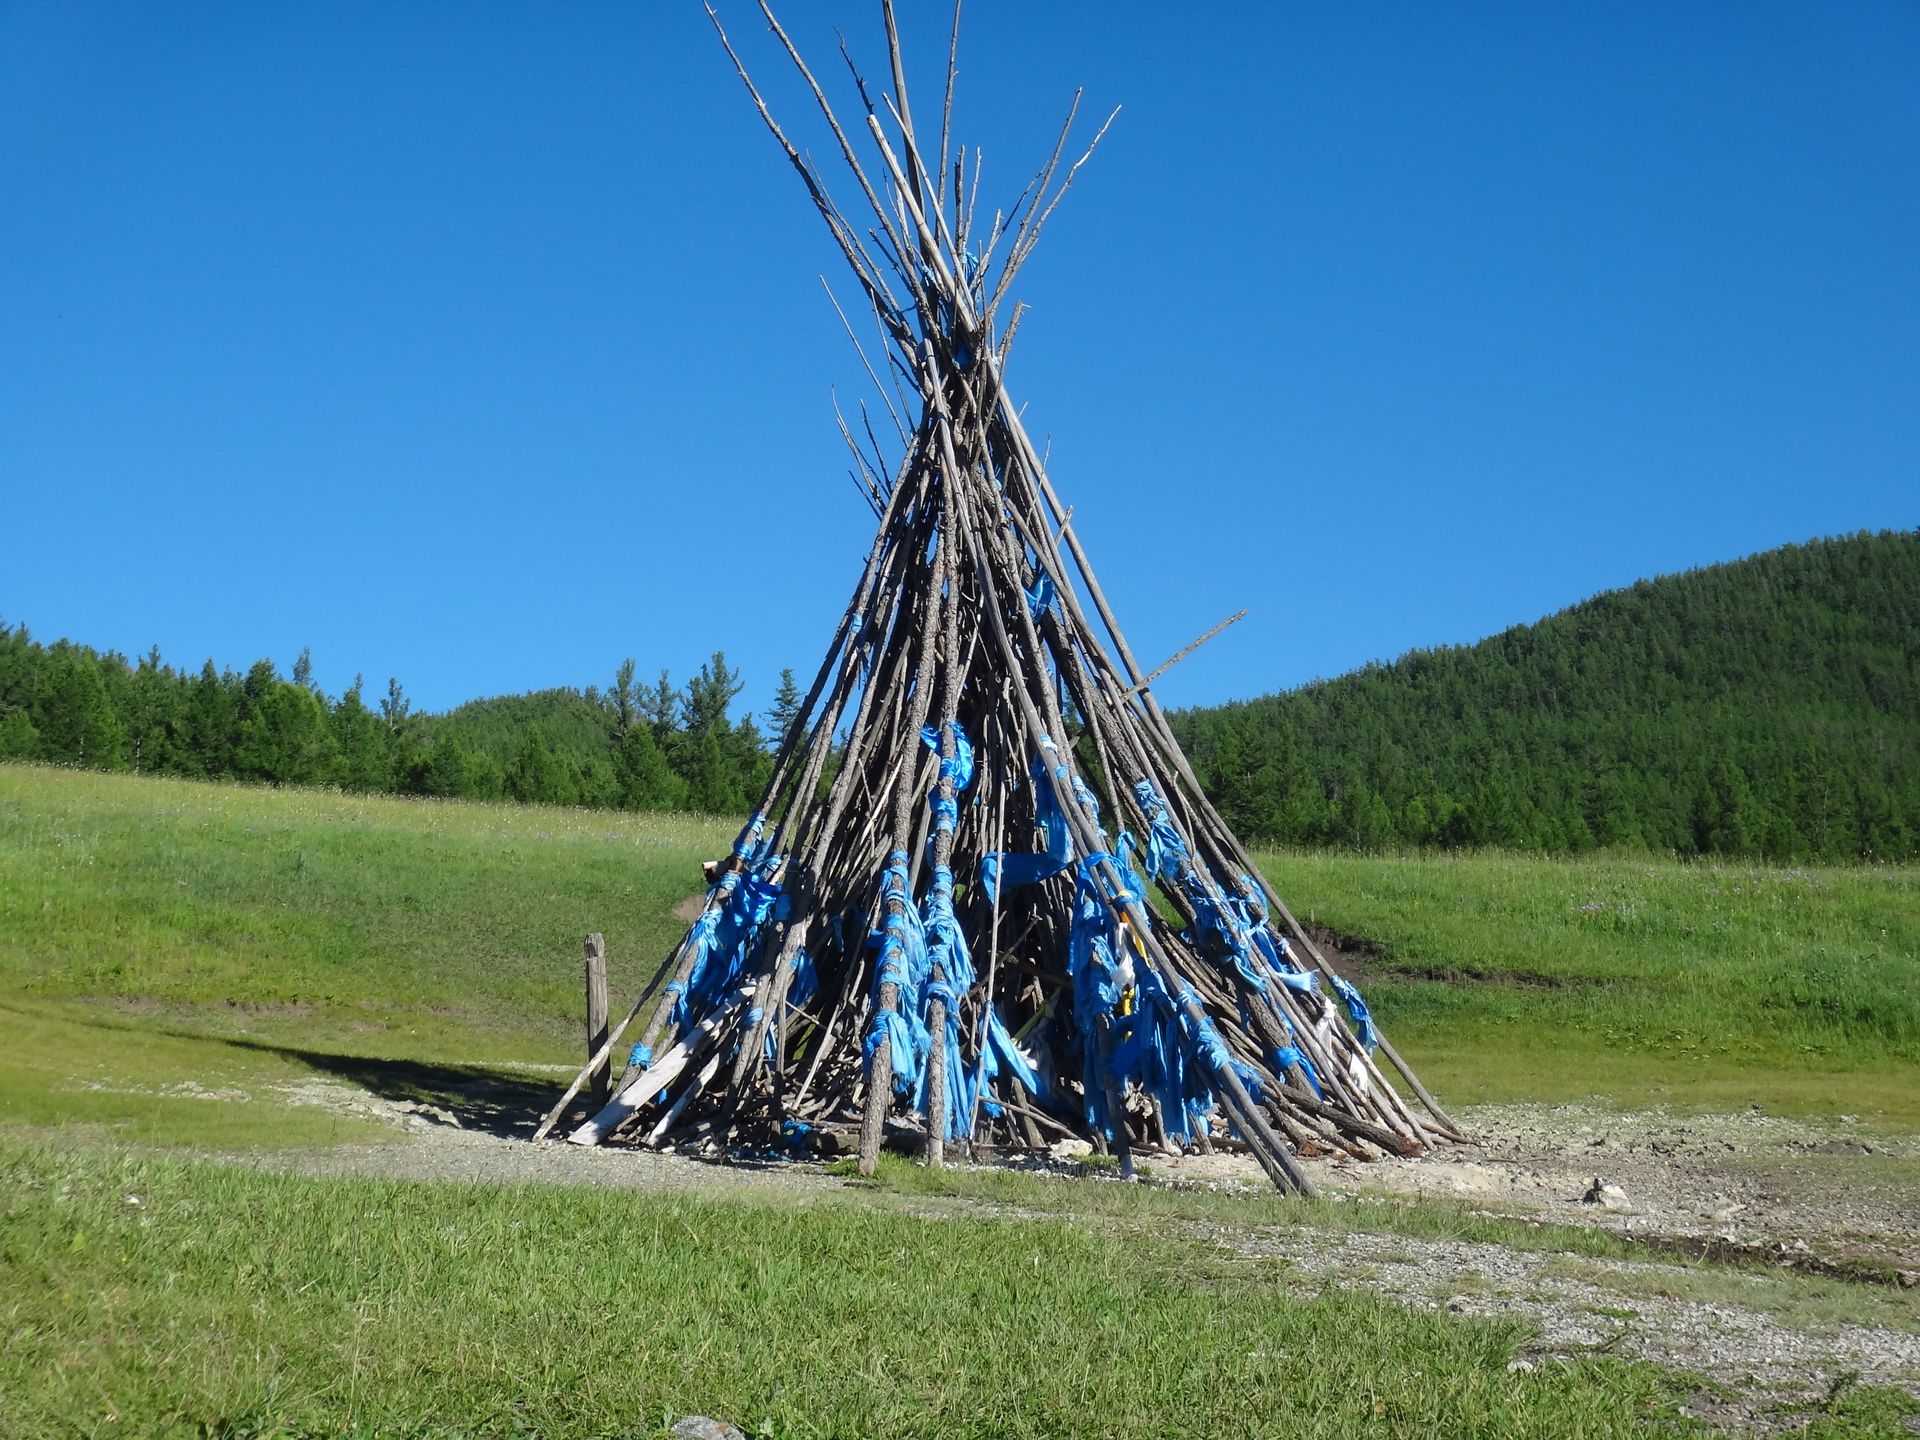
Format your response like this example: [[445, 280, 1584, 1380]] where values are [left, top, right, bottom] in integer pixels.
[[1706, 1197, 1746, 1224], [1580, 1176, 1631, 1210], [1507, 1358, 1536, 1374], [673, 1419, 746, 1440], [1048, 1138, 1093, 1161]]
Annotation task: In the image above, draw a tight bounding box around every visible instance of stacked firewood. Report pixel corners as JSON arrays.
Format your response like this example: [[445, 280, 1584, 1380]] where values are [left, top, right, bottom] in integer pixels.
[[534, 2, 1460, 1192]]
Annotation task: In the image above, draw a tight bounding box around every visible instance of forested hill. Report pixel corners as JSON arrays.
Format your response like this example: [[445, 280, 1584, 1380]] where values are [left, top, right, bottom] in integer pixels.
[[1167, 530, 1920, 861]]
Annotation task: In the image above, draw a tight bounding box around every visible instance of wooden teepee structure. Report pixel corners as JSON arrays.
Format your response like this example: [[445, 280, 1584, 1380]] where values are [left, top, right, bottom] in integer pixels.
[[534, 2, 1461, 1193]]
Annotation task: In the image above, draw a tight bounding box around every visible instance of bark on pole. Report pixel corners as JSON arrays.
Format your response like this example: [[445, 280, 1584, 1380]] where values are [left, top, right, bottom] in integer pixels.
[[584, 933, 610, 1111]]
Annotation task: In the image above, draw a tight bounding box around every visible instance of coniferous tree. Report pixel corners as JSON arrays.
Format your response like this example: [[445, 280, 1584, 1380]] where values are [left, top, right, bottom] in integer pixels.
[[235, 679, 338, 786], [332, 677, 392, 792], [37, 651, 125, 769], [416, 736, 475, 798], [641, 670, 679, 738], [682, 727, 739, 815], [614, 719, 686, 810], [767, 666, 802, 751], [123, 646, 184, 773], [184, 660, 240, 778], [507, 724, 580, 806], [607, 659, 639, 743], [682, 652, 744, 736], [0, 707, 40, 760], [380, 677, 411, 732]]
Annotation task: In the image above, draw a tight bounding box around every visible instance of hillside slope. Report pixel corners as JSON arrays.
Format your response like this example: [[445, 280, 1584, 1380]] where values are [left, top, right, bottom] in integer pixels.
[[1168, 530, 1920, 859]]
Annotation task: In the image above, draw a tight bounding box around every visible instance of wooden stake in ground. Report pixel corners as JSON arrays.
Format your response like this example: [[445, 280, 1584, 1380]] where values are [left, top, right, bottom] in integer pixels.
[[583, 933, 609, 1111]]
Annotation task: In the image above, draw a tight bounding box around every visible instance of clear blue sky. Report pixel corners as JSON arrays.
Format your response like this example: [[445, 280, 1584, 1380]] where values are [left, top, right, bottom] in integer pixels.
[[4, 3, 1916, 720]]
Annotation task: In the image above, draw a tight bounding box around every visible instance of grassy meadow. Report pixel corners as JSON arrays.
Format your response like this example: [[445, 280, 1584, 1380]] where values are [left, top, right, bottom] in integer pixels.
[[3, 762, 1915, 1144], [1259, 850, 1920, 1125], [4, 762, 1919, 1437], [0, 765, 734, 1147]]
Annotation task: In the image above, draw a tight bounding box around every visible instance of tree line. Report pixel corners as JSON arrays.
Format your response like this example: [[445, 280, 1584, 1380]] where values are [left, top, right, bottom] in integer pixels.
[[0, 626, 800, 815], [6, 530, 1915, 858], [1167, 530, 1920, 862]]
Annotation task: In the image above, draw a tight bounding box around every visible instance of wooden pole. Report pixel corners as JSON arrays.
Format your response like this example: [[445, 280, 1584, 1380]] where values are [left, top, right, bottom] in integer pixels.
[[584, 933, 610, 1110]]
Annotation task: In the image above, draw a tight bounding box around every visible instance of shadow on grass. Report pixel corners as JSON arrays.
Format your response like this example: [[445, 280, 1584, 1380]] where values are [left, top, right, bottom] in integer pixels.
[[205, 1035, 566, 1140], [208, 1034, 828, 1173]]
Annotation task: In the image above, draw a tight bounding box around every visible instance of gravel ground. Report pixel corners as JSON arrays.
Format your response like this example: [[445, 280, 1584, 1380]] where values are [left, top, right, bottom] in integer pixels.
[[261, 1075, 1920, 1432], [1319, 1101, 1920, 1272], [1224, 1223, 1920, 1434]]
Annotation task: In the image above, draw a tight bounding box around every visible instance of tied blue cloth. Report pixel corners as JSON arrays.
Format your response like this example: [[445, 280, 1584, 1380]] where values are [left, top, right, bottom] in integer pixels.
[[913, 737, 980, 1136], [1273, 1045, 1324, 1098], [1330, 973, 1379, 1052], [955, 1010, 1041, 1134], [984, 1011, 1041, 1097], [1248, 923, 1317, 995], [1107, 968, 1224, 1144], [730, 811, 766, 861], [981, 740, 1076, 903], [916, 979, 971, 1139], [864, 851, 931, 1096], [1025, 574, 1058, 621], [1132, 780, 1192, 885], [1134, 781, 1318, 1004], [1063, 853, 1152, 1139], [673, 869, 784, 1031], [780, 1118, 813, 1149], [788, 946, 818, 1010], [1177, 983, 1268, 1114], [919, 720, 974, 792]]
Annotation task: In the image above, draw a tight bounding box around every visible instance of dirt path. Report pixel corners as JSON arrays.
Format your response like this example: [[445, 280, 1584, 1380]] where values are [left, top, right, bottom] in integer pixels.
[[263, 1076, 1919, 1431]]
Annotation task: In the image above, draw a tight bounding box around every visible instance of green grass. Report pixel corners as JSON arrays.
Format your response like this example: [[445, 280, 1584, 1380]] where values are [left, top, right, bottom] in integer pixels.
[[4, 765, 1918, 1145], [0, 1138, 1704, 1439], [0, 765, 731, 1052], [4, 766, 1918, 1435], [1257, 849, 1920, 1123], [0, 999, 393, 1149], [847, 1156, 1920, 1333], [1793, 1377, 1920, 1439], [0, 765, 733, 1145]]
